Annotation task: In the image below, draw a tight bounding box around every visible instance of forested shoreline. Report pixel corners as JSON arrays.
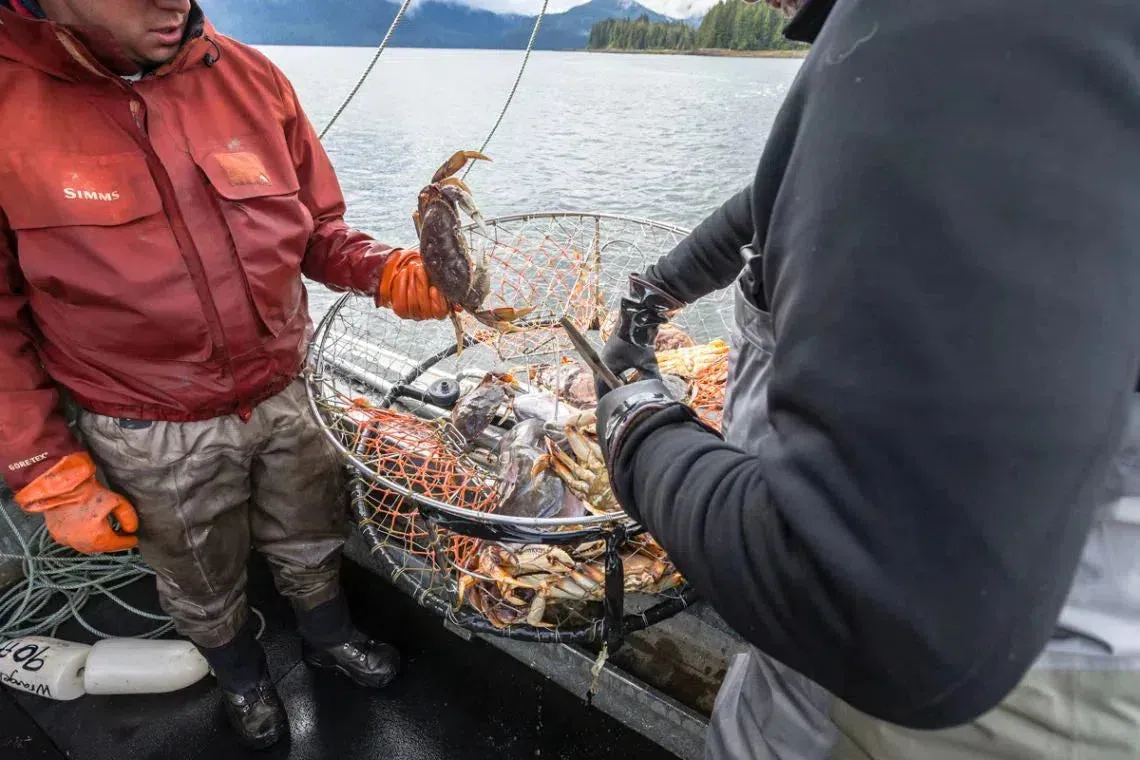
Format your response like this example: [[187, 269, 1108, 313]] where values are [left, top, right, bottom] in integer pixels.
[[587, 0, 810, 54]]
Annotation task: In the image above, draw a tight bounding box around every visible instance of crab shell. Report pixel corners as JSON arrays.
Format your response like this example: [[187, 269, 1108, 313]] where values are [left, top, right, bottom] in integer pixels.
[[450, 371, 519, 445], [416, 183, 489, 314]]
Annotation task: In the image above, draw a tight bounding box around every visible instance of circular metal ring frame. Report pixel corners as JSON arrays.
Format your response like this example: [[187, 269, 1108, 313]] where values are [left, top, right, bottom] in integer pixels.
[[304, 210, 711, 532], [303, 210, 726, 644]]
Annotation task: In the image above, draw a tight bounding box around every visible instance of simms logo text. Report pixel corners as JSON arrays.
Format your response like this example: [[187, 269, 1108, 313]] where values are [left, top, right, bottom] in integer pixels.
[[64, 188, 121, 202]]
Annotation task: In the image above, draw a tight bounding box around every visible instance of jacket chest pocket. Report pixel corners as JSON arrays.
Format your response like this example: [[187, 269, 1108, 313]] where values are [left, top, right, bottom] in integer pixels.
[[193, 131, 314, 337], [0, 150, 215, 364]]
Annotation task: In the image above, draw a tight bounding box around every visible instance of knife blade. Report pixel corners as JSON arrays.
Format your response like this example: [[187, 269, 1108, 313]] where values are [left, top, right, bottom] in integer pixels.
[[558, 317, 625, 390]]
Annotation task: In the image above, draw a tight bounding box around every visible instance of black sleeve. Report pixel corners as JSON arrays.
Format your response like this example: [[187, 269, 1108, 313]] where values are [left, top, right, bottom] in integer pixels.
[[611, 0, 1140, 730], [644, 184, 753, 303]]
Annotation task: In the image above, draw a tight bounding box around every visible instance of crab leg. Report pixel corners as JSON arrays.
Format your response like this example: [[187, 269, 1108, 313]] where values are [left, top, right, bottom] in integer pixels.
[[450, 312, 466, 358], [526, 595, 551, 627]]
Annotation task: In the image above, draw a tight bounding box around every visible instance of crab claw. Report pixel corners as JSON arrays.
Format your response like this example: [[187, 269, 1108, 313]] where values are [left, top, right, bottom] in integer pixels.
[[432, 150, 492, 183]]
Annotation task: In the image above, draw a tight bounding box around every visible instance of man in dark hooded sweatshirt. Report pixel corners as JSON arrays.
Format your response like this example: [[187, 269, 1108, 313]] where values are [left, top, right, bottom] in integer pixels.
[[593, 0, 1140, 758]]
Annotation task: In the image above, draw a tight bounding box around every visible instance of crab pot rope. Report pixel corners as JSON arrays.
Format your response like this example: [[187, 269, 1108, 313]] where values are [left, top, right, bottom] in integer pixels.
[[461, 0, 551, 181], [320, 0, 549, 169], [318, 0, 415, 140], [349, 474, 696, 646]]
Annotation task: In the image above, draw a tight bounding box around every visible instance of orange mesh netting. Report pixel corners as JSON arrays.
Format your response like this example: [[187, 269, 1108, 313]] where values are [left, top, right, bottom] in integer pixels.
[[338, 401, 500, 564]]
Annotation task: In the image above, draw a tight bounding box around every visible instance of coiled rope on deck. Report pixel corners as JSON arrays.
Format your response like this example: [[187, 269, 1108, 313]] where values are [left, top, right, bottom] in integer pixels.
[[0, 503, 171, 639], [0, 497, 266, 641]]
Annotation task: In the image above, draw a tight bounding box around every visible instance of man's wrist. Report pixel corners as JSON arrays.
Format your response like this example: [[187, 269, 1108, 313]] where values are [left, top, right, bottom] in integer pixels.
[[596, 379, 724, 521], [597, 379, 681, 465]]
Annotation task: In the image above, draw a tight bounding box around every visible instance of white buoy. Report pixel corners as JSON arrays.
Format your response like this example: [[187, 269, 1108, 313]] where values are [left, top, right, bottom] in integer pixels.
[[0, 636, 92, 701], [82, 638, 211, 695]]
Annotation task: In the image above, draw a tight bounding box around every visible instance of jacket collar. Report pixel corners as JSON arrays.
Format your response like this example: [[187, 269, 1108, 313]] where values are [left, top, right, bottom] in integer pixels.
[[0, 1, 215, 83]]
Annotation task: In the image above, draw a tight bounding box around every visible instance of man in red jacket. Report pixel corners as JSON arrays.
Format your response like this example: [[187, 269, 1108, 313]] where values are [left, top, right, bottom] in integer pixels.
[[0, 0, 448, 748]]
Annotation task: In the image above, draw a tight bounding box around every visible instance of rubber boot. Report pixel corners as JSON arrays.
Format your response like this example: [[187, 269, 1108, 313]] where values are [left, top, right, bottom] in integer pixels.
[[297, 594, 401, 689], [197, 620, 288, 750]]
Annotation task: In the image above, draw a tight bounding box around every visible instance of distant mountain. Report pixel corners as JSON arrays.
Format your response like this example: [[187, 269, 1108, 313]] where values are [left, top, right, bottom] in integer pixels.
[[197, 0, 673, 50], [500, 0, 672, 48]]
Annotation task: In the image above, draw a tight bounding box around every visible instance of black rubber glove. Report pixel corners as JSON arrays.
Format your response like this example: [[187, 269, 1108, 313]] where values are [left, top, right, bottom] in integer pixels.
[[595, 377, 722, 514], [595, 273, 686, 401]]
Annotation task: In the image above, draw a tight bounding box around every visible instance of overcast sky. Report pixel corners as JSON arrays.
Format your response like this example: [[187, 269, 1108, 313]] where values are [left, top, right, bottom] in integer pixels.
[[408, 0, 716, 18]]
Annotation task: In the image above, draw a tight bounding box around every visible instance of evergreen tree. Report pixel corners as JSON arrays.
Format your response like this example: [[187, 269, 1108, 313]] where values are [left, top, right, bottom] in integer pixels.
[[586, 14, 698, 50], [713, 0, 736, 47], [696, 3, 720, 48], [694, 0, 812, 51]]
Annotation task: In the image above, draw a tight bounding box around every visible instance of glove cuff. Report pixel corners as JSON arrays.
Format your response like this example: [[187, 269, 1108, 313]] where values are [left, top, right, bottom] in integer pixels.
[[373, 248, 414, 308], [629, 272, 685, 312], [14, 452, 97, 514], [596, 379, 723, 519], [617, 273, 686, 349], [598, 378, 726, 462], [597, 379, 680, 465]]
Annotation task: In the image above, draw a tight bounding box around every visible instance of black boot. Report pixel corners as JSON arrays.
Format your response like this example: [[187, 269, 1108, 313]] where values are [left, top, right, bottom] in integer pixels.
[[296, 595, 401, 689], [220, 676, 288, 750], [197, 621, 288, 750]]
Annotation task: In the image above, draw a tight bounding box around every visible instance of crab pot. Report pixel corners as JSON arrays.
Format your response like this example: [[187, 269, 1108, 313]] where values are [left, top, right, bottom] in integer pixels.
[[306, 212, 734, 646], [348, 476, 696, 648]]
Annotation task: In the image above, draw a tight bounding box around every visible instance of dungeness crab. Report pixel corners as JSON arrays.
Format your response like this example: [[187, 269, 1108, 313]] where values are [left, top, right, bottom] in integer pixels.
[[413, 150, 534, 355]]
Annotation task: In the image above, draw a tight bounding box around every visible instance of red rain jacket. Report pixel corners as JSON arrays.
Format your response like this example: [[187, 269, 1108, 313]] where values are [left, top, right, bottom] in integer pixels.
[[0, 6, 394, 490]]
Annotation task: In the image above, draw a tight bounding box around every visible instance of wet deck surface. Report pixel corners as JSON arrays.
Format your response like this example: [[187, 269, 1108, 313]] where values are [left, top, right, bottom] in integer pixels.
[[0, 555, 675, 760]]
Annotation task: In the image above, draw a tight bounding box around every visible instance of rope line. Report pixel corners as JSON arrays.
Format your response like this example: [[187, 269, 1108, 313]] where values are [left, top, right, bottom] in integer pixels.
[[463, 0, 550, 180], [318, 0, 416, 141], [0, 500, 264, 641]]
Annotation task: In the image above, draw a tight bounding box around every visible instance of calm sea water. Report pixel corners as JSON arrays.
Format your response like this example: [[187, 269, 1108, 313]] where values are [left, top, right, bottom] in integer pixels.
[[260, 47, 803, 320]]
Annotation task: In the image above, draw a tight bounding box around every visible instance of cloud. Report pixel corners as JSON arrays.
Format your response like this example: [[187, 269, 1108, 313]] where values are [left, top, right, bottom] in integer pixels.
[[637, 0, 720, 16]]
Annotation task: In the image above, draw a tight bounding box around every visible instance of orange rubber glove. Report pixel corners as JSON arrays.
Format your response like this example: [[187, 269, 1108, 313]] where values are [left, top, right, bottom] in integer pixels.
[[374, 249, 451, 321], [13, 452, 139, 554]]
